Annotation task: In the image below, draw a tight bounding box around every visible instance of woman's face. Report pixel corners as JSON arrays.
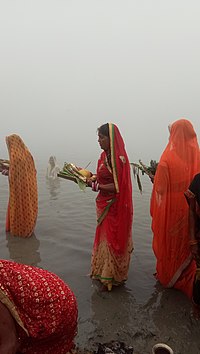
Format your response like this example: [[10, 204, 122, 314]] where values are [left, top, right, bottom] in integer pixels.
[[98, 133, 110, 151]]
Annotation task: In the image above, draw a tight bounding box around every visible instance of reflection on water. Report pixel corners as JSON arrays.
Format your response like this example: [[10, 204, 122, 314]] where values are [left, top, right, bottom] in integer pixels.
[[45, 177, 61, 200], [6, 233, 41, 267]]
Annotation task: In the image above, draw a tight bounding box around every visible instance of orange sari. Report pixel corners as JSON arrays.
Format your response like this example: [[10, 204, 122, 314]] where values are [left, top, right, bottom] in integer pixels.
[[6, 134, 38, 238], [151, 119, 200, 298]]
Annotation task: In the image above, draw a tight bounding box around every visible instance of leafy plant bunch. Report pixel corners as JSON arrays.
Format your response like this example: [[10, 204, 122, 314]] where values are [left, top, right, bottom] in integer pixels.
[[130, 160, 158, 193]]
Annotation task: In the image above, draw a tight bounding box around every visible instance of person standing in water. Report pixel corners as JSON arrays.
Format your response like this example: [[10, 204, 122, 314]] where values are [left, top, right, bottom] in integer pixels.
[[2, 134, 38, 238], [87, 123, 133, 291], [151, 119, 200, 300]]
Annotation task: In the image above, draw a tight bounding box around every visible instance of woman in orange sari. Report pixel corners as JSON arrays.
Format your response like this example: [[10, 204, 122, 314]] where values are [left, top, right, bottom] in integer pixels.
[[151, 119, 200, 299], [5, 134, 38, 238], [87, 123, 133, 291], [0, 259, 78, 354]]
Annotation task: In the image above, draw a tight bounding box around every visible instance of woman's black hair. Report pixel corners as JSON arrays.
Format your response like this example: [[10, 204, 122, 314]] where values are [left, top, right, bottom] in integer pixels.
[[98, 123, 109, 137]]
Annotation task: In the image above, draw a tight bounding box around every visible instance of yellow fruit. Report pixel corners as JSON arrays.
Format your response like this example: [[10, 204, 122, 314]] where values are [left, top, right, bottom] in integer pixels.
[[78, 169, 92, 178]]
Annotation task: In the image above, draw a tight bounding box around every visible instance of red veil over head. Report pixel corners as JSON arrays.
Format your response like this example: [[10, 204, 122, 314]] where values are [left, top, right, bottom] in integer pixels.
[[151, 118, 200, 297], [96, 123, 133, 255]]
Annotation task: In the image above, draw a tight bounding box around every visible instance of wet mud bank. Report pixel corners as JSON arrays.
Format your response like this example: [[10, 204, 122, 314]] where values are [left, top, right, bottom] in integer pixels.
[[76, 283, 200, 354]]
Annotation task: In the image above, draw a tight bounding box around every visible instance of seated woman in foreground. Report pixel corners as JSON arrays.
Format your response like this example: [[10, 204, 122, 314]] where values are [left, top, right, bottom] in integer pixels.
[[0, 260, 78, 354]]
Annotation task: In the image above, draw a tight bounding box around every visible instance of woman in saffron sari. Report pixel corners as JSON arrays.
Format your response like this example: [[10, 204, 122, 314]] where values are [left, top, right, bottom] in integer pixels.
[[151, 118, 200, 299], [0, 259, 78, 354], [5, 134, 38, 238], [87, 123, 133, 291]]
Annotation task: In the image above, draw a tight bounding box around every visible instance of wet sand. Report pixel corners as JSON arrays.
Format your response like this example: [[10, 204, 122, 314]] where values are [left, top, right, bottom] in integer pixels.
[[0, 165, 200, 354], [75, 281, 200, 354]]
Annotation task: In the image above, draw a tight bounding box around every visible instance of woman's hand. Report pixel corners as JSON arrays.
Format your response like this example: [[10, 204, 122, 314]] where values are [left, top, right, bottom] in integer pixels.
[[86, 174, 97, 187], [86, 178, 93, 188]]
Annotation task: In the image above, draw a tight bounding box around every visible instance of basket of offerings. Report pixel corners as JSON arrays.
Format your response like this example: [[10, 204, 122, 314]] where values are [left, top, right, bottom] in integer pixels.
[[130, 159, 158, 193], [58, 163, 92, 191]]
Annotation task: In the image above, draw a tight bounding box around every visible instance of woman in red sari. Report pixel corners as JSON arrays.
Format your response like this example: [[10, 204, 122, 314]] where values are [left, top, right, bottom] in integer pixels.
[[151, 118, 200, 299], [87, 123, 133, 291], [0, 260, 78, 354]]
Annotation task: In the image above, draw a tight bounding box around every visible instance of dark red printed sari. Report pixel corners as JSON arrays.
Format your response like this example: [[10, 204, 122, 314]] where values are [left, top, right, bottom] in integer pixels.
[[0, 260, 77, 354]]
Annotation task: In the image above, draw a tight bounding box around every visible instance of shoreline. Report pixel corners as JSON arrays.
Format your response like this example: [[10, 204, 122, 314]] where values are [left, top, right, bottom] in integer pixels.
[[75, 281, 200, 354]]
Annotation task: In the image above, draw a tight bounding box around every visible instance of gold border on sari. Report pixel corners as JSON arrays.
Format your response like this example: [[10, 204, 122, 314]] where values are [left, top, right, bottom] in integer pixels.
[[109, 123, 119, 193], [0, 289, 29, 336]]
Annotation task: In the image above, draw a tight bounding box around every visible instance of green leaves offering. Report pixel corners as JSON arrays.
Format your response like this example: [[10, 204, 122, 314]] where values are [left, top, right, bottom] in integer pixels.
[[130, 160, 158, 193]]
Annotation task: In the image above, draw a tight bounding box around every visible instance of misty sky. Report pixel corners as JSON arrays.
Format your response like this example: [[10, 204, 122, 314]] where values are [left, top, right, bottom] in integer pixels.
[[1, 0, 200, 167]]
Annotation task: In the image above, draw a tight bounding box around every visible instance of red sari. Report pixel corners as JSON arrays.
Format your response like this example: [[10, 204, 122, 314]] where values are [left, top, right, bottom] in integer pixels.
[[0, 260, 78, 354], [151, 119, 200, 298], [91, 123, 133, 287]]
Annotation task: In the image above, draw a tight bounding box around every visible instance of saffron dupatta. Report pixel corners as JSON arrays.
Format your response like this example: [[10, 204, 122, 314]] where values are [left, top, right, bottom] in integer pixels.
[[151, 119, 200, 298], [95, 123, 133, 255], [6, 134, 38, 237]]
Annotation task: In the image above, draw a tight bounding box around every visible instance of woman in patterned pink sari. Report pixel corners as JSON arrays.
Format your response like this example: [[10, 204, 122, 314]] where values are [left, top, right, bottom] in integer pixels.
[[0, 260, 78, 354], [87, 123, 133, 291]]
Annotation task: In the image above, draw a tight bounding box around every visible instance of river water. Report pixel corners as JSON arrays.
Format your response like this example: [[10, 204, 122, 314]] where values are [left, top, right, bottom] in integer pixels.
[[0, 162, 200, 354]]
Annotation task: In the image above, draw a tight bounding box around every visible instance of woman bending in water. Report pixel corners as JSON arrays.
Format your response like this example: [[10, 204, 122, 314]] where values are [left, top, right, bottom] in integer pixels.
[[0, 260, 78, 354]]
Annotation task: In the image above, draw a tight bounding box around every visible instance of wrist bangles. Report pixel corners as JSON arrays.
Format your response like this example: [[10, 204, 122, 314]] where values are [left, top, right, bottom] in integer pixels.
[[92, 181, 99, 192]]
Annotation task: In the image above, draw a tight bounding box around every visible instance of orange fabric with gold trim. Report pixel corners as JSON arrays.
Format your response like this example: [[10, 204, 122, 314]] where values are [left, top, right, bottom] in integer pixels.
[[6, 135, 38, 237]]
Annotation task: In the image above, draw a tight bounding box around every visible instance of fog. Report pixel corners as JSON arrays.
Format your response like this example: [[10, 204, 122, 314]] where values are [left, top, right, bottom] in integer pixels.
[[1, 0, 200, 168]]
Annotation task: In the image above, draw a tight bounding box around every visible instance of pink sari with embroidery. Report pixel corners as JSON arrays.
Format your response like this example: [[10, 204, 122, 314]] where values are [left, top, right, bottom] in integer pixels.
[[91, 124, 133, 286]]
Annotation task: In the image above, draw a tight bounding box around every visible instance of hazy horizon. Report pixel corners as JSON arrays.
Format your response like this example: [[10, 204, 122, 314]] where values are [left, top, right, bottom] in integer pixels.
[[1, 0, 200, 167]]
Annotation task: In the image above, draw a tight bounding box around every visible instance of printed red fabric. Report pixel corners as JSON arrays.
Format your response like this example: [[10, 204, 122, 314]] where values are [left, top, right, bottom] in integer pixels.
[[151, 119, 200, 298], [0, 260, 78, 354]]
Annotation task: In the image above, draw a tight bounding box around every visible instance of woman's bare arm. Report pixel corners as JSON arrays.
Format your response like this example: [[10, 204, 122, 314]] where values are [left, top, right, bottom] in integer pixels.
[[87, 179, 116, 193]]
